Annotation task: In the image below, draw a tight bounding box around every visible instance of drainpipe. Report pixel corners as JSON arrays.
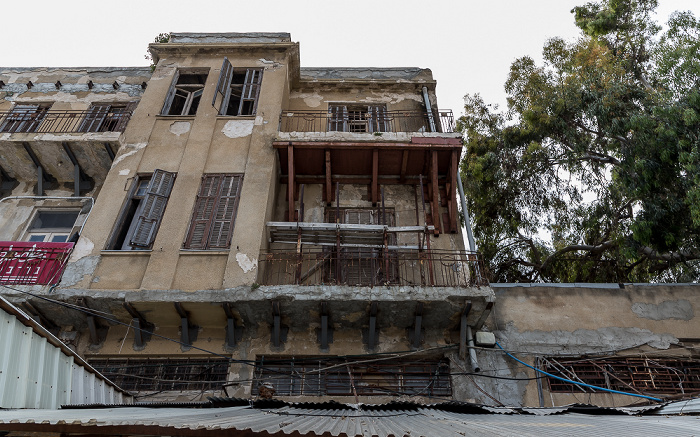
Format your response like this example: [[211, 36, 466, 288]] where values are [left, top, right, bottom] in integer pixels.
[[466, 325, 480, 372], [422, 86, 436, 133], [456, 176, 476, 252]]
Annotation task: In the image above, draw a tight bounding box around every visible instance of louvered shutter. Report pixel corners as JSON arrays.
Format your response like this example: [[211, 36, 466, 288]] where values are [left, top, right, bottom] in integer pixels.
[[79, 104, 110, 132], [185, 174, 243, 249], [161, 71, 180, 115], [328, 105, 348, 132], [212, 58, 234, 113], [129, 170, 176, 247], [207, 175, 242, 248], [114, 101, 138, 132]]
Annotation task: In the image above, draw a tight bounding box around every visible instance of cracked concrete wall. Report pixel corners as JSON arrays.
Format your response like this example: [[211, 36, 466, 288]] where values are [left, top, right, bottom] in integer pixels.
[[468, 284, 700, 407]]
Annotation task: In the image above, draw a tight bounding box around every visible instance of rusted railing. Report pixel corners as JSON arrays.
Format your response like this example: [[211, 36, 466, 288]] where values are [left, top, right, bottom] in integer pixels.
[[259, 248, 488, 287], [279, 110, 455, 133], [0, 109, 133, 134], [0, 242, 74, 286]]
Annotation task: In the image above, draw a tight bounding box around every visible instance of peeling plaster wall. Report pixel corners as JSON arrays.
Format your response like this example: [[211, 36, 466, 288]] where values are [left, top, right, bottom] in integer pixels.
[[469, 284, 700, 407]]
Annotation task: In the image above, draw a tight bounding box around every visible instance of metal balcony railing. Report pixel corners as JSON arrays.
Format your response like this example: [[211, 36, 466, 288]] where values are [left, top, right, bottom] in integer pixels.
[[0, 241, 74, 286], [0, 108, 133, 134], [259, 248, 488, 287], [279, 110, 455, 134]]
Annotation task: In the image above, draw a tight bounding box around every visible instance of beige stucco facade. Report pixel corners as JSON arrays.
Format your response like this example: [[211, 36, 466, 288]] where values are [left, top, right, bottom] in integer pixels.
[[3, 33, 696, 408]]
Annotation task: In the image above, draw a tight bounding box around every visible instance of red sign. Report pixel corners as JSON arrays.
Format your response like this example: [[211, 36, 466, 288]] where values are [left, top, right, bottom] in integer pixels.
[[0, 242, 74, 285]]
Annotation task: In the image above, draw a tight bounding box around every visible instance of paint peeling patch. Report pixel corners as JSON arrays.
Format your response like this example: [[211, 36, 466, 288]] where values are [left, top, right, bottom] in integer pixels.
[[254, 116, 264, 126], [69, 237, 95, 262], [257, 59, 282, 70], [236, 253, 257, 273], [118, 169, 130, 176], [111, 142, 147, 167], [222, 120, 254, 138], [632, 300, 694, 321], [498, 324, 678, 353], [59, 255, 100, 287], [169, 121, 191, 136], [292, 91, 323, 108]]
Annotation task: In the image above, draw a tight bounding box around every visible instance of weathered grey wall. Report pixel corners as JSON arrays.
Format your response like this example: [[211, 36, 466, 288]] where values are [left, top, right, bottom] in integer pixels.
[[457, 283, 700, 407]]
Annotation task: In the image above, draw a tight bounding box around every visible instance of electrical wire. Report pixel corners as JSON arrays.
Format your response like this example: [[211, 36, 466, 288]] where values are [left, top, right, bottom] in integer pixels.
[[495, 341, 663, 402]]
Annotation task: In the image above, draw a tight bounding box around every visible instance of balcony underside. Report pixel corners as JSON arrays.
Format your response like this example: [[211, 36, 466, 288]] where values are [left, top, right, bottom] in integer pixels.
[[0, 138, 116, 190], [274, 137, 463, 234], [3, 285, 495, 340]]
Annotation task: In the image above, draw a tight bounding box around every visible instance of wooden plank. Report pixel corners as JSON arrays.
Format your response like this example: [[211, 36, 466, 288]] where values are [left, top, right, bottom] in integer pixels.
[[325, 149, 332, 205], [449, 149, 459, 232], [287, 145, 295, 222], [372, 149, 378, 205], [410, 136, 463, 145], [431, 150, 441, 234], [272, 141, 460, 150], [400, 149, 409, 183]]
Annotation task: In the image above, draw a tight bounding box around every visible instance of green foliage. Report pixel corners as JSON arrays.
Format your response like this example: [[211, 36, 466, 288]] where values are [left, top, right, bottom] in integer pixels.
[[459, 0, 700, 283], [145, 32, 171, 71]]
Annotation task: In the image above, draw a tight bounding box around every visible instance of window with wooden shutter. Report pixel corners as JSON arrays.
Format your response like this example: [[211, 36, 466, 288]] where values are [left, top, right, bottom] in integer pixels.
[[106, 170, 176, 250], [79, 104, 111, 132], [129, 170, 176, 248], [184, 174, 243, 250], [161, 69, 208, 116], [212, 60, 263, 116]]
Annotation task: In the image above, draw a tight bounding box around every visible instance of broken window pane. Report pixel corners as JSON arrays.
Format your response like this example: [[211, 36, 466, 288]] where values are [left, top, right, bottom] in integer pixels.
[[0, 104, 51, 133], [212, 59, 263, 116], [162, 70, 208, 116], [328, 104, 388, 133]]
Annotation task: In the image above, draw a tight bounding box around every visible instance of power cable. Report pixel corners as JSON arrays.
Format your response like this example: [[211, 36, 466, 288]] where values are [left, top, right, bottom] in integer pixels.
[[495, 341, 663, 402]]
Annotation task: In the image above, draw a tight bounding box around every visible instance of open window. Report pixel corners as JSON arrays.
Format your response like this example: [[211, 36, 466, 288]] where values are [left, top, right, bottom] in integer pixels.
[[0, 104, 51, 133], [184, 174, 243, 250], [107, 170, 176, 250], [328, 104, 388, 133], [24, 210, 80, 243], [161, 69, 208, 116], [212, 58, 263, 116], [79, 102, 137, 132]]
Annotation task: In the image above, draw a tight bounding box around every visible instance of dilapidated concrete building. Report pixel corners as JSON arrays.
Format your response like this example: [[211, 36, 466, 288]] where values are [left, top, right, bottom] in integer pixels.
[[2, 33, 700, 419]]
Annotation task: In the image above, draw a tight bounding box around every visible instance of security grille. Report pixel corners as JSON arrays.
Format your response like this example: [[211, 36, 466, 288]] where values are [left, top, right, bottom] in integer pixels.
[[253, 356, 451, 397], [89, 358, 229, 391], [544, 357, 700, 394]]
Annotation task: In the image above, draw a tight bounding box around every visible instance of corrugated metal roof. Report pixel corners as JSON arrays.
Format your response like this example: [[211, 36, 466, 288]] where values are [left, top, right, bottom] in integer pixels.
[[0, 296, 130, 408], [1, 406, 699, 436], [655, 398, 700, 415]]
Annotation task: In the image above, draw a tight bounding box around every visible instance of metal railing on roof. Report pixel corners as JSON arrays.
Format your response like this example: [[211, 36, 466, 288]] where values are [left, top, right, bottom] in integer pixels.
[[279, 109, 455, 133], [0, 108, 133, 134]]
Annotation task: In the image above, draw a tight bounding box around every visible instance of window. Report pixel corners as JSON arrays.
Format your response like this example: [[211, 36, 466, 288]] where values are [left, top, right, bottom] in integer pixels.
[[211, 58, 263, 116], [107, 170, 176, 250], [184, 174, 243, 250], [543, 356, 700, 394], [0, 104, 51, 133], [79, 102, 137, 132], [89, 358, 229, 391], [328, 104, 388, 133], [25, 210, 80, 243], [161, 69, 208, 116], [253, 356, 451, 397]]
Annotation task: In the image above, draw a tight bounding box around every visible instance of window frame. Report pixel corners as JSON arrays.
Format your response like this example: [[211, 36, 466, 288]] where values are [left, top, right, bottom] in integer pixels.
[[161, 69, 209, 116], [79, 102, 137, 132], [106, 170, 176, 250], [0, 103, 52, 133], [211, 57, 263, 116], [328, 103, 388, 133], [183, 173, 243, 250], [23, 209, 81, 243]]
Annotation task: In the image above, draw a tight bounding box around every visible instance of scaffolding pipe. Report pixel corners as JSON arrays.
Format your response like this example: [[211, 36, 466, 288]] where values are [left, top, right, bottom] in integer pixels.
[[466, 325, 480, 372], [456, 175, 476, 252]]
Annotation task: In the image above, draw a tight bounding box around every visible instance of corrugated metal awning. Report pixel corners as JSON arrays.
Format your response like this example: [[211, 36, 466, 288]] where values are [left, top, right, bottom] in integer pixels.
[[1, 402, 698, 436]]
